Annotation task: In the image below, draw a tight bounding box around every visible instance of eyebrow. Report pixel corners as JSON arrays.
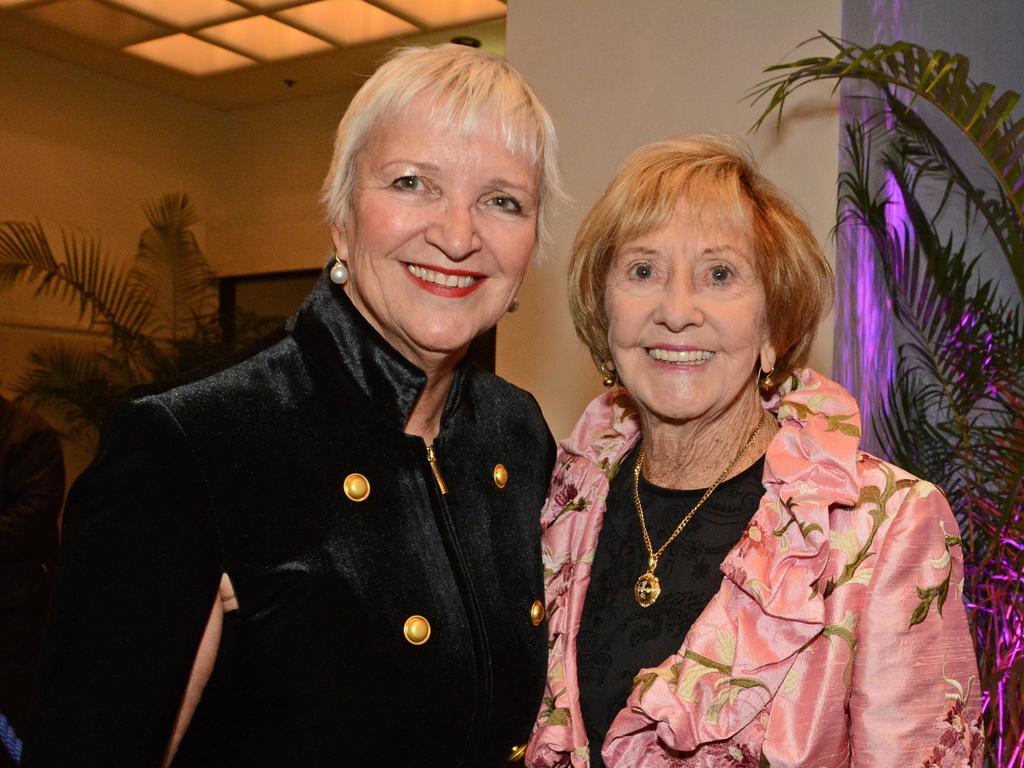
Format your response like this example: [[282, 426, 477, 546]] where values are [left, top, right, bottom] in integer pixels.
[[618, 245, 659, 257], [381, 159, 440, 173], [701, 245, 745, 258], [489, 177, 537, 196]]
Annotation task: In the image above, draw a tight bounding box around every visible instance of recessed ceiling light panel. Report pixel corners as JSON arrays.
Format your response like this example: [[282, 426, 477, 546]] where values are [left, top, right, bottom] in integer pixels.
[[125, 33, 256, 75], [377, 0, 505, 29], [277, 0, 418, 46], [108, 0, 247, 28], [199, 15, 333, 60]]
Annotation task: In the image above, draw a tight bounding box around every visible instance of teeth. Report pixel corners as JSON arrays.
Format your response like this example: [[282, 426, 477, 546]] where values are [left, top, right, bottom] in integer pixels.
[[408, 264, 478, 289], [647, 348, 714, 364]]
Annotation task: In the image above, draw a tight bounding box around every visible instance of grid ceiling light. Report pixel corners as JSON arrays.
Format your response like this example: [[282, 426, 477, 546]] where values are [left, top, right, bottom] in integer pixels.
[[106, 0, 247, 28], [200, 15, 333, 60], [276, 0, 417, 46], [125, 33, 256, 75], [5, 0, 507, 79], [234, 0, 303, 7], [23, 0, 168, 46], [377, 0, 505, 28]]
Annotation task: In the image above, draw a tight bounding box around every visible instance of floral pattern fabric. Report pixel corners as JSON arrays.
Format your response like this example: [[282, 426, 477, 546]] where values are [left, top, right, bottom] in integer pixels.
[[526, 369, 981, 768]]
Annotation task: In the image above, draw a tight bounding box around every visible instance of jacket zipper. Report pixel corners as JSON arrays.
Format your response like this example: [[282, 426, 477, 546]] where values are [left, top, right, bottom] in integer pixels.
[[426, 443, 448, 495], [423, 439, 492, 765]]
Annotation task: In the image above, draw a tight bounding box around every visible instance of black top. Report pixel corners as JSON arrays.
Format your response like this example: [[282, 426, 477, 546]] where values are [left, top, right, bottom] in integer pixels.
[[577, 445, 765, 767], [25, 271, 555, 768]]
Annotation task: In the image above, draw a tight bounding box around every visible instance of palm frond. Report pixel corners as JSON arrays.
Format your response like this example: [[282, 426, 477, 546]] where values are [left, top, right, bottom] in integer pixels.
[[749, 32, 1024, 296], [12, 342, 140, 442], [133, 193, 216, 338], [0, 219, 155, 342]]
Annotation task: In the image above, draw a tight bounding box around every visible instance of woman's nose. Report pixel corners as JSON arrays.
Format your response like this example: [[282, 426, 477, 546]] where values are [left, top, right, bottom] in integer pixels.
[[653, 275, 703, 330], [425, 203, 482, 261]]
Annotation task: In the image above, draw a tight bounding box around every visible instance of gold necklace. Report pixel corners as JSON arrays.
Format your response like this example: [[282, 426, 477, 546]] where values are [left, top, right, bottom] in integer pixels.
[[632, 414, 766, 608]]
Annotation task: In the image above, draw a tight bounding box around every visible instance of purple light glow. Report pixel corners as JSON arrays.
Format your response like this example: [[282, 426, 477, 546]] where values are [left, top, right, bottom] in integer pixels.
[[838, 7, 1024, 763]]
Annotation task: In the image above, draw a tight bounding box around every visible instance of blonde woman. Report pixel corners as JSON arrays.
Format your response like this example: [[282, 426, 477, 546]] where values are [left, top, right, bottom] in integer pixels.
[[28, 45, 560, 768]]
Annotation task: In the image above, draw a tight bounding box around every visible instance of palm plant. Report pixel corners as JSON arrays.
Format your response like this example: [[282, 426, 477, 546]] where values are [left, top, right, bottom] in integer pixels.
[[750, 34, 1024, 767], [0, 194, 279, 446]]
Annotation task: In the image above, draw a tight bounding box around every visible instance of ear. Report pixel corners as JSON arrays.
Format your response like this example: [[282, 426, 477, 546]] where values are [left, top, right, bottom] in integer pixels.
[[329, 223, 348, 261]]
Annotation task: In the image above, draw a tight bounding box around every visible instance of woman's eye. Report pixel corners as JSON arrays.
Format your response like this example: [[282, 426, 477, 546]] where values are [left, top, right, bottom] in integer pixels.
[[392, 176, 425, 192], [710, 265, 732, 284], [628, 262, 654, 281], [485, 193, 523, 214]]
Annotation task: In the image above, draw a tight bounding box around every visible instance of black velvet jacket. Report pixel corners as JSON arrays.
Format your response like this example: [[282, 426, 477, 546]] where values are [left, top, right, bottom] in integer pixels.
[[25, 273, 555, 767]]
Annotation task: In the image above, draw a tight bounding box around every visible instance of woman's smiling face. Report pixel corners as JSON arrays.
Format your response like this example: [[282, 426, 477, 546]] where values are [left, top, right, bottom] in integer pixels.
[[605, 195, 774, 425], [331, 95, 539, 373]]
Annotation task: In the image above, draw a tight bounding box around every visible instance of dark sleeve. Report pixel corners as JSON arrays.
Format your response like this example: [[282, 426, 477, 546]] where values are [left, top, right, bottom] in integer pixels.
[[23, 398, 222, 768], [0, 417, 64, 567]]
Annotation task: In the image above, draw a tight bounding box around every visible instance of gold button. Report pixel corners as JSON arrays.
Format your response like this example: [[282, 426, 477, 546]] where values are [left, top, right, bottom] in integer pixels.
[[529, 599, 545, 627], [343, 473, 370, 502], [403, 615, 431, 645], [493, 463, 508, 489], [507, 743, 526, 762]]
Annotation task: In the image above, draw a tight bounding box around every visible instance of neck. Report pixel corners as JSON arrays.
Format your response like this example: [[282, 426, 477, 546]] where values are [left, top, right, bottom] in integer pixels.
[[404, 359, 459, 442], [638, 385, 776, 490]]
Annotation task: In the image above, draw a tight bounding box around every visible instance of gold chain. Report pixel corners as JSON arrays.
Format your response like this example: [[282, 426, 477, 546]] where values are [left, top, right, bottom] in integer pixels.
[[632, 412, 767, 607]]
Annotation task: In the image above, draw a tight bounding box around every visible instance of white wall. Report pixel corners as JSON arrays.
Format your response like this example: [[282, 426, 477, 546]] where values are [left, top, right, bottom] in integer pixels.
[[501, 0, 842, 440]]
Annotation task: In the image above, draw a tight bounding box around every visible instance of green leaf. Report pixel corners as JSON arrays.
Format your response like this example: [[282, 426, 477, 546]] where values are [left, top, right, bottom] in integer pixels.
[[633, 671, 659, 702], [908, 596, 934, 628], [544, 707, 570, 726], [682, 650, 732, 675]]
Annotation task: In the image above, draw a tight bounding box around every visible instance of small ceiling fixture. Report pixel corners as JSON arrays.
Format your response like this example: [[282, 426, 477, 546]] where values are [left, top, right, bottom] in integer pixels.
[[450, 36, 480, 47]]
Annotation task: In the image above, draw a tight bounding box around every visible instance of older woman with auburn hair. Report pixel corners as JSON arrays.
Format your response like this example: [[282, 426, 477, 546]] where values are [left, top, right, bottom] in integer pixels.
[[26, 44, 560, 767], [527, 136, 982, 767]]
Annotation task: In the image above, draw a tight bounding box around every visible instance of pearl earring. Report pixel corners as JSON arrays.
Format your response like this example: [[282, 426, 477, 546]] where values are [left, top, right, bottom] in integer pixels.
[[329, 253, 349, 285]]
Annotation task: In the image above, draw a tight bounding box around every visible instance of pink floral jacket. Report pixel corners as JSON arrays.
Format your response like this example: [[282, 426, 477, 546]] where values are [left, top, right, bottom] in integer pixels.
[[526, 370, 982, 768]]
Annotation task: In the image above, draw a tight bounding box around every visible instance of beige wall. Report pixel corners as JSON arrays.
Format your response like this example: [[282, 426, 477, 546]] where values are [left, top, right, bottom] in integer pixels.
[[0, 41, 349, 482], [501, 0, 841, 441], [2, 2, 842, 479], [206, 89, 357, 277]]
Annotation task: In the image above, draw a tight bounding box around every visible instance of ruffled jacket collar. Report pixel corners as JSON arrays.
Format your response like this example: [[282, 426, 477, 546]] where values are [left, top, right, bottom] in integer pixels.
[[287, 269, 467, 431], [528, 369, 863, 766]]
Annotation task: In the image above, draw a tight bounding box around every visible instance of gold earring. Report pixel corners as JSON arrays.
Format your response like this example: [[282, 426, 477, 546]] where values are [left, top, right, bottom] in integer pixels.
[[759, 364, 775, 390], [601, 361, 617, 388]]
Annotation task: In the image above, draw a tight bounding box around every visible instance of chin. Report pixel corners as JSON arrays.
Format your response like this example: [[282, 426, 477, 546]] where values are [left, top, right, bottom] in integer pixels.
[[408, 327, 478, 358]]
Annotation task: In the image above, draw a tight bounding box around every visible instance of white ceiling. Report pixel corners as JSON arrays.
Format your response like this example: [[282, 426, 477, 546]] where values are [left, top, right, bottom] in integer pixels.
[[0, 0, 507, 109]]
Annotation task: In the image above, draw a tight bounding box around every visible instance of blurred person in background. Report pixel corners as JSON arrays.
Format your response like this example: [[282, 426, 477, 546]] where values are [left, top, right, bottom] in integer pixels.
[[0, 393, 64, 767]]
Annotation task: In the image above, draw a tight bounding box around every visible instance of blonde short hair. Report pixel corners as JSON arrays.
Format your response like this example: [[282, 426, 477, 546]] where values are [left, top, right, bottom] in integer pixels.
[[569, 135, 833, 384], [321, 44, 562, 252]]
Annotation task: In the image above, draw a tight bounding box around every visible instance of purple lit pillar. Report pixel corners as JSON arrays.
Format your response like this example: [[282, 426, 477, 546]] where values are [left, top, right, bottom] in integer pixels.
[[834, 0, 906, 457]]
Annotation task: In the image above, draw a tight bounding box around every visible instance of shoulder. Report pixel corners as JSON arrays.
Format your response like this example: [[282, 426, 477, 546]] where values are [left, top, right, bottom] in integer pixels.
[[463, 366, 550, 434], [127, 336, 311, 435], [853, 450, 951, 525], [840, 450, 962, 616], [465, 365, 541, 410]]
